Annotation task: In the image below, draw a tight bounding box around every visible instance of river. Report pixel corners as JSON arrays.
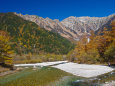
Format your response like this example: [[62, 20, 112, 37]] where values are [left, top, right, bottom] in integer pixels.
[[0, 66, 115, 86]]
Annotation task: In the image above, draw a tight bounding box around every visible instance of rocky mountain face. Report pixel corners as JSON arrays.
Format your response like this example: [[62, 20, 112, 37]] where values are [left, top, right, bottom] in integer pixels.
[[14, 13, 78, 40], [14, 13, 115, 40], [61, 15, 115, 35]]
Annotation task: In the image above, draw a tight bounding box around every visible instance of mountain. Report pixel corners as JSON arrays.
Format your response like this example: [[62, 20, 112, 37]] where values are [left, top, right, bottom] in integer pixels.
[[15, 13, 79, 40], [61, 15, 115, 36], [0, 12, 74, 54], [15, 13, 115, 40]]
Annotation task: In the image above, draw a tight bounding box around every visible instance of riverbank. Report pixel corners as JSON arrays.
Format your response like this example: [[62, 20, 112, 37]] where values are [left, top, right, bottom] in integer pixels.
[[0, 66, 23, 77], [0, 70, 17, 77], [14, 61, 115, 78], [53, 62, 115, 78]]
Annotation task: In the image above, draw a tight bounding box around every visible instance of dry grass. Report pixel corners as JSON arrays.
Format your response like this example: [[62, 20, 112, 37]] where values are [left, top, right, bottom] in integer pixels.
[[0, 66, 10, 73], [13, 54, 65, 64]]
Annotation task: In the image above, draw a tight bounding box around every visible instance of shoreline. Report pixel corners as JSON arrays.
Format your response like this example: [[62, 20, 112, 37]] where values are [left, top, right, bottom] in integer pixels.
[[13, 61, 115, 78], [0, 70, 17, 77]]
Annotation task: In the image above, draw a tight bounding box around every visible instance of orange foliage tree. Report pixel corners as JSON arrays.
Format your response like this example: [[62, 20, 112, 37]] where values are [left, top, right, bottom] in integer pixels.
[[68, 21, 115, 64]]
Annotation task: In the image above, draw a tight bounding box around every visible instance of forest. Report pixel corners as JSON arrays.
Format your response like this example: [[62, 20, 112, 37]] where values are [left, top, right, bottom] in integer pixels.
[[0, 13, 74, 66]]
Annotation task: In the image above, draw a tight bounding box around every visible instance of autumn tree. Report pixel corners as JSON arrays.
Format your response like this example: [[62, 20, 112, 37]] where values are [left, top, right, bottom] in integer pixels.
[[96, 21, 115, 63], [104, 42, 115, 63], [0, 30, 14, 66], [103, 21, 115, 63]]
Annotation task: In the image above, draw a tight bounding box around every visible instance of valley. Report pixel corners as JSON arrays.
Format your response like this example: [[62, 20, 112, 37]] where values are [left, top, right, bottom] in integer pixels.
[[0, 12, 115, 86]]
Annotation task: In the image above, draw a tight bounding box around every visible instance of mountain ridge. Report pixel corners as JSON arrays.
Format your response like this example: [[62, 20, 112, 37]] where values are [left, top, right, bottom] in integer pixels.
[[15, 12, 115, 40]]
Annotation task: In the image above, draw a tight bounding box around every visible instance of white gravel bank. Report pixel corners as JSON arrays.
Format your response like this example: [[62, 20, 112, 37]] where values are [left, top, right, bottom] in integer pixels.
[[14, 61, 67, 67], [52, 62, 114, 78]]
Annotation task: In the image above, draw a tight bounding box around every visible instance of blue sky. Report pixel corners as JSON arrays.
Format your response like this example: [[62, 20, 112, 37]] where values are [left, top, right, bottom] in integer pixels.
[[0, 0, 115, 20]]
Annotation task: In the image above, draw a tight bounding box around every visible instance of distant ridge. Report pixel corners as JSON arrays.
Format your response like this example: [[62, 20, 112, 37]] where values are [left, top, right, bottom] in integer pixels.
[[15, 12, 115, 40]]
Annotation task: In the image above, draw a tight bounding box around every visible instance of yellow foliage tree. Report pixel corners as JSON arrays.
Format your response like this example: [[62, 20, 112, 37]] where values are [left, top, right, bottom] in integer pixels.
[[0, 31, 14, 66]]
